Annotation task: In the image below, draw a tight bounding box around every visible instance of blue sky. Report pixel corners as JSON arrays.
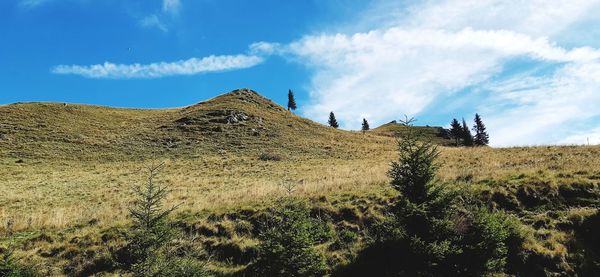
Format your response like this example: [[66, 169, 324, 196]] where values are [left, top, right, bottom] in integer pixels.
[[0, 0, 349, 107], [2, 0, 600, 146]]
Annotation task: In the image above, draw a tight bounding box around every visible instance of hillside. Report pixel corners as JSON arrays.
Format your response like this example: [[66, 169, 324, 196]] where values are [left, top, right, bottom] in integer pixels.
[[370, 121, 454, 146], [0, 89, 454, 162], [1, 89, 600, 276]]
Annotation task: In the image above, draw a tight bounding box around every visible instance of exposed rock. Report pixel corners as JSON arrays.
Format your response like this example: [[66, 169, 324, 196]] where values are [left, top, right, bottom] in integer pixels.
[[225, 111, 249, 124], [163, 137, 178, 148]]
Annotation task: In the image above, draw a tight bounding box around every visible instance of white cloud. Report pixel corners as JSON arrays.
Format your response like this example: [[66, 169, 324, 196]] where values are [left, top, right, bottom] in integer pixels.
[[162, 0, 181, 15], [405, 0, 597, 37], [249, 42, 283, 56], [482, 62, 600, 146], [560, 126, 600, 145], [139, 15, 168, 32], [273, 28, 600, 132], [258, 0, 600, 146], [51, 55, 263, 79], [139, 0, 182, 32]]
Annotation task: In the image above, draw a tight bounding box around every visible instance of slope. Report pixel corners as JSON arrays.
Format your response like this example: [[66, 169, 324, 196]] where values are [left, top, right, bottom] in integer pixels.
[[0, 89, 394, 161], [370, 120, 454, 146]]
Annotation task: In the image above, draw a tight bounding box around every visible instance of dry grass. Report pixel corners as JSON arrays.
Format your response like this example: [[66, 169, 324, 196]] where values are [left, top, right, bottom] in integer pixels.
[[0, 155, 391, 232], [2, 89, 599, 276], [2, 144, 600, 232]]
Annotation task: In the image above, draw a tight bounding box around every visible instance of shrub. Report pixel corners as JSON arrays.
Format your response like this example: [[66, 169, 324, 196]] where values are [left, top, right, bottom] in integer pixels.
[[335, 118, 526, 276], [573, 210, 600, 275], [0, 250, 39, 277], [258, 152, 282, 161], [444, 207, 526, 275], [248, 199, 329, 276]]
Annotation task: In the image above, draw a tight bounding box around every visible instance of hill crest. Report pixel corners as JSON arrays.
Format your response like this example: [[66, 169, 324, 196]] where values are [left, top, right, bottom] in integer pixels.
[[0, 88, 451, 160]]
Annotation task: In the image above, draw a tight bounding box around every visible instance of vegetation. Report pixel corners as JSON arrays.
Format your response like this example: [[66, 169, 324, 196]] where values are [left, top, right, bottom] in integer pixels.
[[473, 113, 489, 146], [368, 121, 454, 146], [1, 89, 599, 276], [287, 89, 297, 112], [461, 118, 474, 147], [249, 199, 329, 276], [449, 118, 462, 146], [361, 118, 369, 133], [328, 112, 339, 128], [122, 163, 211, 276], [334, 118, 525, 276], [0, 249, 39, 277], [449, 115, 489, 147]]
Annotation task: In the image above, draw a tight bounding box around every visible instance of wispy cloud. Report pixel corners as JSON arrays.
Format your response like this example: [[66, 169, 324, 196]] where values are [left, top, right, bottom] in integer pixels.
[[139, 15, 168, 32], [482, 62, 600, 146], [255, 0, 600, 146], [52, 55, 263, 79], [162, 0, 181, 15], [139, 0, 182, 32]]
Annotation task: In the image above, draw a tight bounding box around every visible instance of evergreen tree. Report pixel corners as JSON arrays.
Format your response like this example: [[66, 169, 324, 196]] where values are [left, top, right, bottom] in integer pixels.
[[127, 163, 210, 277], [388, 117, 441, 205], [462, 118, 474, 147], [287, 89, 297, 111], [250, 200, 329, 277], [473, 113, 489, 146], [328, 112, 339, 128], [449, 118, 462, 146], [362, 118, 370, 133], [128, 163, 177, 266], [340, 117, 524, 276]]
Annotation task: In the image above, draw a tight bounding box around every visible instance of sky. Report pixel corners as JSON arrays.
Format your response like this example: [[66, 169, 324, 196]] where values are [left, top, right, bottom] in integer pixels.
[[2, 0, 600, 146]]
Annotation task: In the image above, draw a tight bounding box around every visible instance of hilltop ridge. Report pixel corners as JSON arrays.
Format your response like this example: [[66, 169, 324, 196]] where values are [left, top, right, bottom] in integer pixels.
[[0, 88, 450, 161]]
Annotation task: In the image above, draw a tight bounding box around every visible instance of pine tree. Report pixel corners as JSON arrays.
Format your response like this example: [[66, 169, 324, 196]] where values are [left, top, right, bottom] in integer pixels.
[[388, 117, 440, 205], [287, 89, 297, 111], [127, 163, 178, 274], [251, 200, 329, 276], [449, 118, 462, 146], [473, 113, 489, 146], [127, 163, 210, 277], [462, 118, 474, 147], [362, 118, 370, 133], [328, 112, 339, 128]]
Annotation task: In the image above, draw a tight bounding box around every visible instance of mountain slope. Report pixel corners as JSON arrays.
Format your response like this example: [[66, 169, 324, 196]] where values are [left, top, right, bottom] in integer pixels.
[[370, 121, 454, 146], [0, 89, 394, 161]]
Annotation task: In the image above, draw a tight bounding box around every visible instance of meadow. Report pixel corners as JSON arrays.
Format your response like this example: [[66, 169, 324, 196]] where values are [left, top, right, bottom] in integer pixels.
[[1, 90, 599, 276], [2, 144, 600, 232]]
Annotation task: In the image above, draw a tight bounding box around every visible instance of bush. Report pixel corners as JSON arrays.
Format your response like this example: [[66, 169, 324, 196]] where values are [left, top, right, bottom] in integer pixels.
[[573, 210, 600, 275], [248, 199, 329, 277], [0, 250, 39, 277], [335, 118, 526, 276], [132, 254, 210, 277], [444, 207, 526, 275], [258, 153, 282, 161]]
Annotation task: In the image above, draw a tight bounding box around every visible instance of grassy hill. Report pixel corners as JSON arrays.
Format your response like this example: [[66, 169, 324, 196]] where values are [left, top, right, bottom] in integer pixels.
[[1, 89, 599, 276], [369, 121, 454, 146], [0, 88, 454, 161]]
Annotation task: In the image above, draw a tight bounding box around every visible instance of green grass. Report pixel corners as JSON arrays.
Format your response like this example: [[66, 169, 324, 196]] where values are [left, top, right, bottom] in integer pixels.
[[1, 88, 599, 275]]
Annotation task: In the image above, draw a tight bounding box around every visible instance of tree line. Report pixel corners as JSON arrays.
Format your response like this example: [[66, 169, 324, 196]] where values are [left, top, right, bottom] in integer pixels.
[[449, 114, 489, 146], [289, 89, 490, 144]]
